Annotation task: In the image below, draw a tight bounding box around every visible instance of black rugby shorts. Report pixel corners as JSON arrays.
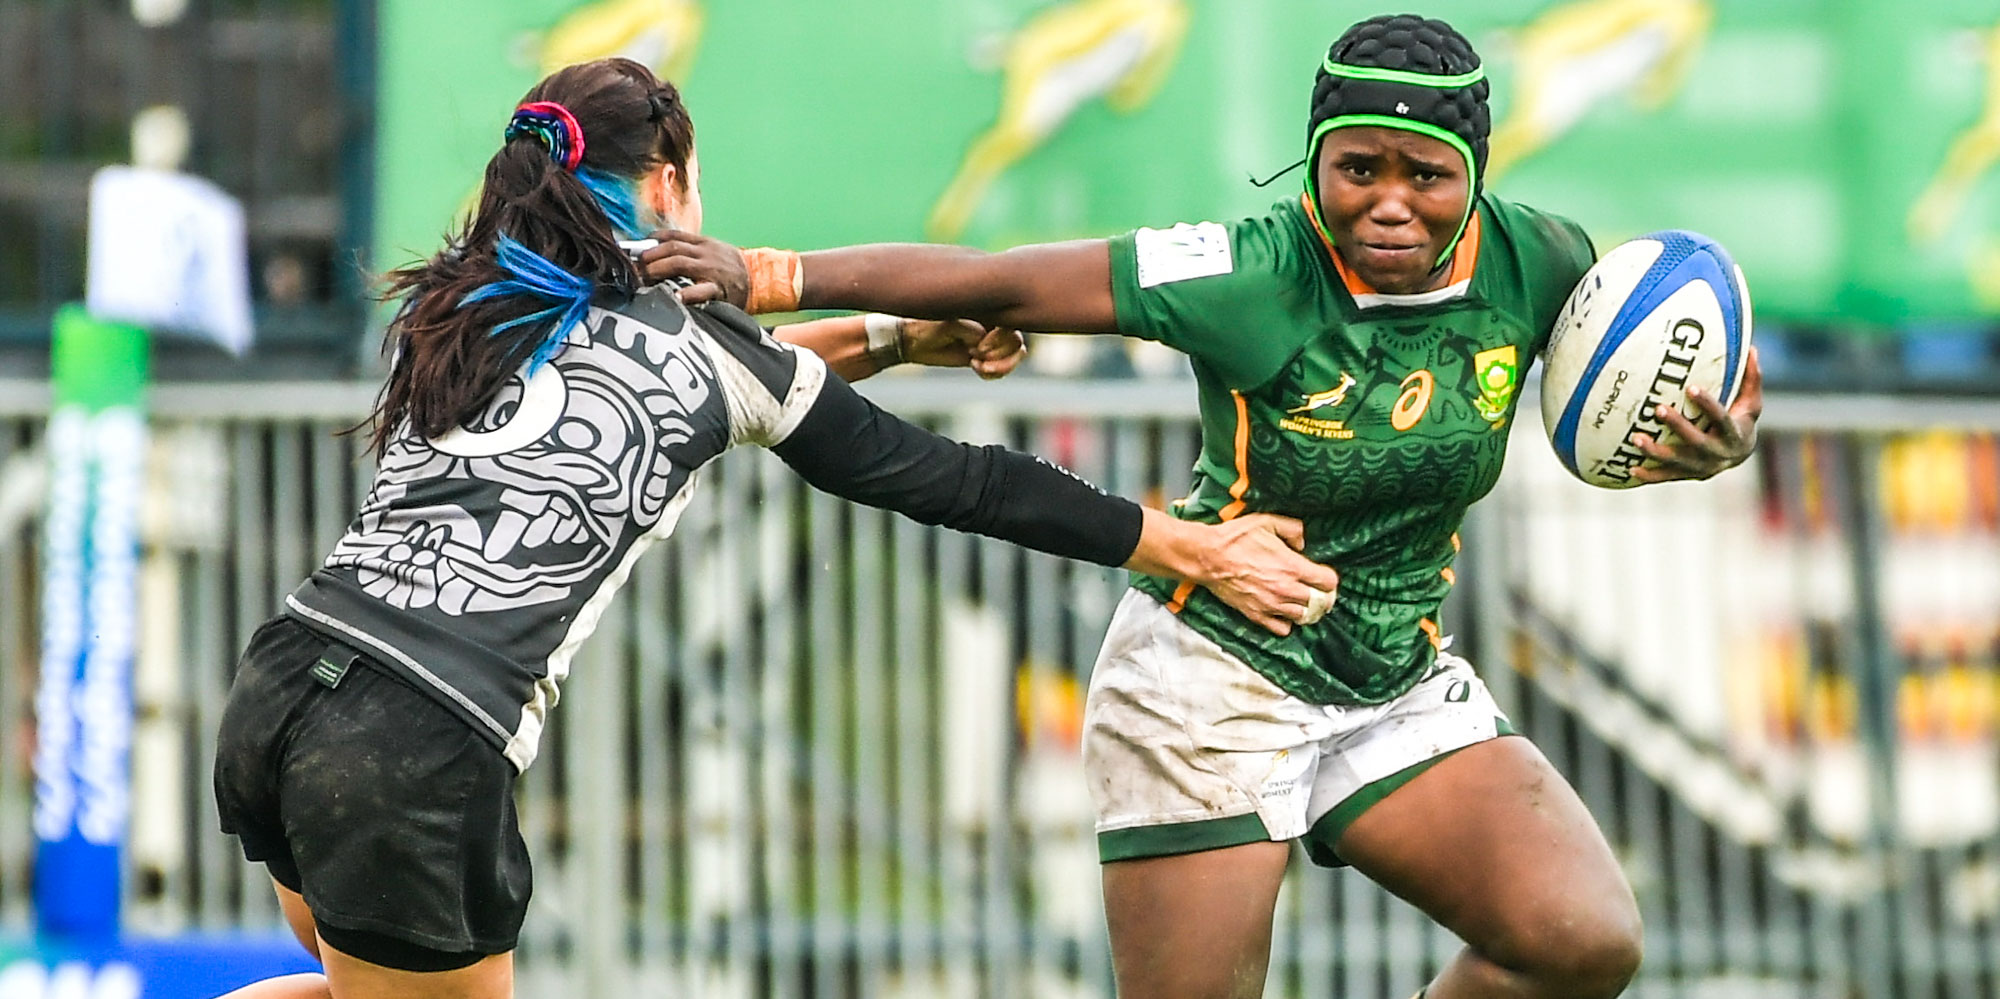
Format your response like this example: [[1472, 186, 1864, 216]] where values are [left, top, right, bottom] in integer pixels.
[[213, 615, 531, 972]]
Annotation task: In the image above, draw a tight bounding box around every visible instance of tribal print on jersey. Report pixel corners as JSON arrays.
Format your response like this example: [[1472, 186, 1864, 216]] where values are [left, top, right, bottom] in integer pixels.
[[288, 289, 823, 770], [330, 312, 718, 616]]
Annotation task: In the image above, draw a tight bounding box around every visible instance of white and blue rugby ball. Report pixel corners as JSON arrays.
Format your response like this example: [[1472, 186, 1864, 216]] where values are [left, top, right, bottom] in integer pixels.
[[1541, 230, 1752, 489]]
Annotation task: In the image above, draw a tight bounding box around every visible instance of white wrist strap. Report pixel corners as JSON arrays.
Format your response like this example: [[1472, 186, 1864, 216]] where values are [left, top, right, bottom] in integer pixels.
[[863, 313, 906, 369]]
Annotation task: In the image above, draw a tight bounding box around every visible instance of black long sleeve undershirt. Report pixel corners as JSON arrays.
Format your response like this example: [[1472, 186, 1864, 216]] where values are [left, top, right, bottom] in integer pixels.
[[770, 373, 1143, 568]]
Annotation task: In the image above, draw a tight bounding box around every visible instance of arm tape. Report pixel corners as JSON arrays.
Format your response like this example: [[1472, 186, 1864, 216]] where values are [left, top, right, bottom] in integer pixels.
[[771, 375, 1142, 567]]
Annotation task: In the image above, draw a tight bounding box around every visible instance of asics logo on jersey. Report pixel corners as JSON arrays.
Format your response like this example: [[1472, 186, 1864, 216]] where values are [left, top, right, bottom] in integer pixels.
[[1391, 369, 1435, 430]]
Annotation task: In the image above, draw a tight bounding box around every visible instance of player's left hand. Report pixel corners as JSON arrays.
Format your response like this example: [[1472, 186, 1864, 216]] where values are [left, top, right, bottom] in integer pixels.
[[1630, 346, 1763, 483], [901, 320, 1027, 380], [635, 230, 749, 308]]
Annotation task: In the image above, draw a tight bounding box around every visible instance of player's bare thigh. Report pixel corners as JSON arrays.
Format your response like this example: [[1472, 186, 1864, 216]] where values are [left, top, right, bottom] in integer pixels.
[[273, 879, 321, 961], [318, 943, 513, 999], [1334, 737, 1642, 997], [225, 878, 514, 999], [1101, 840, 1292, 999], [214, 882, 327, 999]]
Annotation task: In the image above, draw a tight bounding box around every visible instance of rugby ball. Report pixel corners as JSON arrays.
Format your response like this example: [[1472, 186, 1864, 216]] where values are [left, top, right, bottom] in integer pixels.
[[1541, 230, 1752, 489]]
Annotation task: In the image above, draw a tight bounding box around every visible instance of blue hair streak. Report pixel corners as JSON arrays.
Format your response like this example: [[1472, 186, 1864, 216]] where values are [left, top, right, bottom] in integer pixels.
[[575, 167, 643, 239], [460, 233, 596, 373]]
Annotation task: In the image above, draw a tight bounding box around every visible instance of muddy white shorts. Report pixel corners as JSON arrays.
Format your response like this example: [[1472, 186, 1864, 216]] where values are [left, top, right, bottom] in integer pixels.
[[1084, 590, 1517, 866]]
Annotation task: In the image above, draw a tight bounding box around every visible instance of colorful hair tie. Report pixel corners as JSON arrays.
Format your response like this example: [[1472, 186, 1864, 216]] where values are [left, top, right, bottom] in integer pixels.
[[504, 101, 586, 171]]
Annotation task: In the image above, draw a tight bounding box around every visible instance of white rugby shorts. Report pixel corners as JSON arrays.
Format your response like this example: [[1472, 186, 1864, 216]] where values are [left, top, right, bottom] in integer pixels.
[[1085, 590, 1516, 866]]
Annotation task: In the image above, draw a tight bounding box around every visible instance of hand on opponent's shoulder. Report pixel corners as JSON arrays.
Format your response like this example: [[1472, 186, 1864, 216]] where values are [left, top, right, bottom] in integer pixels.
[[635, 230, 751, 308]]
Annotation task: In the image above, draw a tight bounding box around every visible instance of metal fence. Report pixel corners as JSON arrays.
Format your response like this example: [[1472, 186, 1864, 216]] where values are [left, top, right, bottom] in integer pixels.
[[2, 377, 1998, 998]]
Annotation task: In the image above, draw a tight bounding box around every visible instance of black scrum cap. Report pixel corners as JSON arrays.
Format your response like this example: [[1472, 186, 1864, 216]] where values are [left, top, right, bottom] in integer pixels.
[[1306, 14, 1490, 265]]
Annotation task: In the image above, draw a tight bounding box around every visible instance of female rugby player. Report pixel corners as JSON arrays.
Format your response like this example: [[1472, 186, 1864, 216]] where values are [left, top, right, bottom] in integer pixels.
[[212, 57, 1338, 999], [643, 15, 1764, 999]]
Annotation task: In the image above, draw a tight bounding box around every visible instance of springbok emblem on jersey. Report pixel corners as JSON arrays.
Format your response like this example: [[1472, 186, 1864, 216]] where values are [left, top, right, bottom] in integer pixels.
[[534, 0, 704, 82], [1287, 373, 1358, 414], [1485, 0, 1712, 181], [927, 0, 1189, 240], [1909, 22, 2000, 247]]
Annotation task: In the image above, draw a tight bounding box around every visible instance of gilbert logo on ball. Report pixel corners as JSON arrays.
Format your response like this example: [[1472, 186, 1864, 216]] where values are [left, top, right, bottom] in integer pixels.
[[1540, 230, 1752, 489]]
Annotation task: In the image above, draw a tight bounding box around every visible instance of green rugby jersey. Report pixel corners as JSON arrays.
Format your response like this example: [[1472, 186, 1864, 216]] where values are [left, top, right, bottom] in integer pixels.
[[1109, 192, 1594, 705]]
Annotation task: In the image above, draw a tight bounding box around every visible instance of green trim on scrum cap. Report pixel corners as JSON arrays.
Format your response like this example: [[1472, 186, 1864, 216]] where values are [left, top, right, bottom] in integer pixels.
[[1304, 115, 1478, 272], [1321, 61, 1486, 89]]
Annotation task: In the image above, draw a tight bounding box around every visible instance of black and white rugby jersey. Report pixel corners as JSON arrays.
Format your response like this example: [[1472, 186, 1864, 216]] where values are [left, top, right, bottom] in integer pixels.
[[286, 287, 1140, 770]]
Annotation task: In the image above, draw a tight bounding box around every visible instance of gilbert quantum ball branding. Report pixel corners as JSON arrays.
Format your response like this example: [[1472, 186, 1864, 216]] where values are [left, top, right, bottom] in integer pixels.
[[1541, 230, 1752, 489]]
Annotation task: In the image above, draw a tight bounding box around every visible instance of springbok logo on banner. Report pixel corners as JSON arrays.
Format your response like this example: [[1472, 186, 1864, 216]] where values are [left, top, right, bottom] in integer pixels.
[[455, 1, 707, 235], [1906, 19, 2000, 311], [928, 0, 1188, 240], [533, 0, 704, 81], [1909, 22, 2000, 247], [1485, 0, 1713, 181]]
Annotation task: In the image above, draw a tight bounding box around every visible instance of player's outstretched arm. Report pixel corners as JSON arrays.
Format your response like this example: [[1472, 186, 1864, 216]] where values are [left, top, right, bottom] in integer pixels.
[[768, 373, 1334, 635], [640, 230, 1119, 333], [1125, 509, 1341, 637]]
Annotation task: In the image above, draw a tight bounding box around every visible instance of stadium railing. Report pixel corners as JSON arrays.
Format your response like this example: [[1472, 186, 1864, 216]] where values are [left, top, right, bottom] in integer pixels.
[[0, 376, 1995, 999]]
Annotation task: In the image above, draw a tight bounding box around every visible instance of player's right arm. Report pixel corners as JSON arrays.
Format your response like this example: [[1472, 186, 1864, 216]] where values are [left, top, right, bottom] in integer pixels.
[[643, 214, 1302, 388], [639, 231, 1120, 333]]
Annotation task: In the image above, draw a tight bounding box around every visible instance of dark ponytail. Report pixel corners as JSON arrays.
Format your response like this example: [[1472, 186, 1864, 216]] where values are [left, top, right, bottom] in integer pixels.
[[361, 58, 695, 457]]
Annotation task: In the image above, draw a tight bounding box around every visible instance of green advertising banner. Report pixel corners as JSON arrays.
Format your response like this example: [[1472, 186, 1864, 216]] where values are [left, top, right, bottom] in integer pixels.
[[376, 0, 2000, 324]]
